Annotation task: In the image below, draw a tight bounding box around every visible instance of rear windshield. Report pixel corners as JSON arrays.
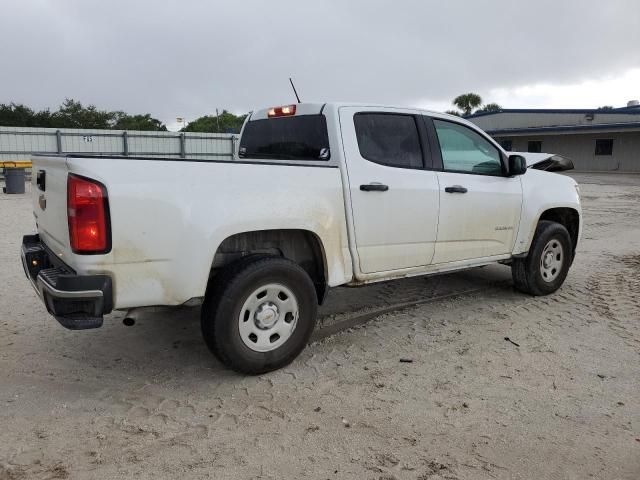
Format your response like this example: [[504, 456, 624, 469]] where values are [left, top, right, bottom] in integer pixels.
[[239, 114, 330, 161]]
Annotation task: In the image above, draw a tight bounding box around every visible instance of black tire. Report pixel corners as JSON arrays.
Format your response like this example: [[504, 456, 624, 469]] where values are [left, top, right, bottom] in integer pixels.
[[201, 256, 318, 375], [512, 220, 573, 296]]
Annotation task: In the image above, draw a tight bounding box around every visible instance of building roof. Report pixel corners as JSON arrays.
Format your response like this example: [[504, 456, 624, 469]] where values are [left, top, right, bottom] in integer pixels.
[[466, 105, 640, 119]]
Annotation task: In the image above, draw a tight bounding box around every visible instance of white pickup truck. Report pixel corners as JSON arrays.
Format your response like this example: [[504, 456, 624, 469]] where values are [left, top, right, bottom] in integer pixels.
[[22, 103, 581, 373]]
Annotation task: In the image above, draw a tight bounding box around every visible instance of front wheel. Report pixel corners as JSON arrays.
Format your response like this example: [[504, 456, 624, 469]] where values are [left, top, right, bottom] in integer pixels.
[[201, 256, 318, 374], [512, 220, 573, 296]]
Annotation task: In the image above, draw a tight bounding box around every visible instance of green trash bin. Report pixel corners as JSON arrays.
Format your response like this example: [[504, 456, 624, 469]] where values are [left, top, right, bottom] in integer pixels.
[[3, 167, 26, 194]]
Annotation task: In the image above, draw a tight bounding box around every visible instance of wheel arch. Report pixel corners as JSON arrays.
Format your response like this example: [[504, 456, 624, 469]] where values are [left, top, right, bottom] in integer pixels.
[[514, 206, 581, 259], [208, 228, 329, 304], [537, 207, 580, 255]]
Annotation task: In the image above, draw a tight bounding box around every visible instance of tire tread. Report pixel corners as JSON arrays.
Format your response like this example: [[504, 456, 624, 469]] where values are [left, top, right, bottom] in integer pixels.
[[511, 220, 572, 296], [201, 255, 317, 374]]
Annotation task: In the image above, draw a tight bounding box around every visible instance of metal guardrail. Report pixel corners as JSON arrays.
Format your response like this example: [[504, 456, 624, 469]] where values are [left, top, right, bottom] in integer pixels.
[[0, 127, 237, 162]]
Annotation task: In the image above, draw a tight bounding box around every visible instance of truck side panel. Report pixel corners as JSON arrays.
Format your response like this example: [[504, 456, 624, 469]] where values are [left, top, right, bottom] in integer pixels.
[[55, 157, 352, 310], [512, 169, 582, 255]]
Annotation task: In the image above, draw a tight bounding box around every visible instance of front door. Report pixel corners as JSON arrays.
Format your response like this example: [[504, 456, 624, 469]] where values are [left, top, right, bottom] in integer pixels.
[[339, 107, 440, 274], [428, 117, 523, 264]]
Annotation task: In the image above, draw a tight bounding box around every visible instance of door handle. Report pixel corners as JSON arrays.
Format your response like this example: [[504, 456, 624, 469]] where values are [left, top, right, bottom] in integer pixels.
[[360, 183, 389, 192], [444, 185, 468, 194]]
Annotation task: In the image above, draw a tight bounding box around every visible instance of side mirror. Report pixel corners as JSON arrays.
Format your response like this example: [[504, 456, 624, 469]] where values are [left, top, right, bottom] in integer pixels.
[[508, 154, 527, 176]]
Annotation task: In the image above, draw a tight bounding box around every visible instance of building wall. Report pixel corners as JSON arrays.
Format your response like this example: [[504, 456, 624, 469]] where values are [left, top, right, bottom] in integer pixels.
[[494, 131, 640, 172]]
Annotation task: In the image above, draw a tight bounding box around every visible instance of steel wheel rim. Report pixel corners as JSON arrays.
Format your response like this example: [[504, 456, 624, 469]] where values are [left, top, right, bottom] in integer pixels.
[[540, 239, 564, 282], [238, 283, 299, 352]]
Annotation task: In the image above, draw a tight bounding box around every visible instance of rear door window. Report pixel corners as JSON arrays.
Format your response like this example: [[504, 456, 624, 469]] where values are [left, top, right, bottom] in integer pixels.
[[239, 115, 330, 161], [353, 113, 424, 169]]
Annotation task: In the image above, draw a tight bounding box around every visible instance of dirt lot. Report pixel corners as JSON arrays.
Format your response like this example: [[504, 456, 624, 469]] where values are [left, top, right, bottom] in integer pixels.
[[1, 173, 639, 480]]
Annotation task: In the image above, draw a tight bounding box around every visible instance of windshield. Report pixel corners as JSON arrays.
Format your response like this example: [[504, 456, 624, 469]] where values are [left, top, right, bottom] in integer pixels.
[[239, 114, 330, 161]]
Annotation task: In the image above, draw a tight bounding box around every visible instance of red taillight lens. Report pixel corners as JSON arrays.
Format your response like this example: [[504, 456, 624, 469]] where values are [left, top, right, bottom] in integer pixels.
[[67, 174, 110, 254], [267, 105, 296, 118]]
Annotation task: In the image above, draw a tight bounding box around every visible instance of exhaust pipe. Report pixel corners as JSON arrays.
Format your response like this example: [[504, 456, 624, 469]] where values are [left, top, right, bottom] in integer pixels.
[[123, 308, 138, 326]]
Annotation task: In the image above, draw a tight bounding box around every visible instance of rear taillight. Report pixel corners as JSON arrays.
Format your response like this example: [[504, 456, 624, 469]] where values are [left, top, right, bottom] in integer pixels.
[[67, 174, 110, 254]]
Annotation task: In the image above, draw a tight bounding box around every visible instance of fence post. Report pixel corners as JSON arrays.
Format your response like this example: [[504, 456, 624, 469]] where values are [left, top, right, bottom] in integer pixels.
[[179, 133, 186, 158], [122, 131, 129, 156], [56, 130, 62, 154], [230, 135, 236, 159]]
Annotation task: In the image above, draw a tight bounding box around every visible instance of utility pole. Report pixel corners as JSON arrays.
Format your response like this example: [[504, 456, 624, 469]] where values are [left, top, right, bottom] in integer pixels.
[[215, 109, 221, 133]]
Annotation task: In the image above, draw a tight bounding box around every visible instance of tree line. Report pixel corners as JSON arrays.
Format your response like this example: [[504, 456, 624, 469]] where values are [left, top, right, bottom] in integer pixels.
[[181, 110, 247, 133], [445, 94, 616, 116], [0, 99, 168, 131], [0, 99, 247, 133]]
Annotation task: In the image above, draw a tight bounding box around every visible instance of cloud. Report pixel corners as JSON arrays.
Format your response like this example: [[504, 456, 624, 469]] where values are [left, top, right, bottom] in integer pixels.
[[487, 68, 640, 108], [1, 0, 639, 124]]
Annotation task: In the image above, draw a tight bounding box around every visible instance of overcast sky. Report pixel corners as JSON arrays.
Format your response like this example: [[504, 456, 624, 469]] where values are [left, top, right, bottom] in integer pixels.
[[1, 0, 639, 130]]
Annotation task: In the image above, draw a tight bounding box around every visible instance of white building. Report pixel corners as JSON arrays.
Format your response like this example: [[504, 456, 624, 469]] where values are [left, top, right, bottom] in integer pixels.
[[467, 101, 640, 172]]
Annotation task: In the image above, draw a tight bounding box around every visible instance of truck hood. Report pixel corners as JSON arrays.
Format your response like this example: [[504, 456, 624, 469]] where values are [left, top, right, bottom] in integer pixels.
[[512, 152, 574, 172]]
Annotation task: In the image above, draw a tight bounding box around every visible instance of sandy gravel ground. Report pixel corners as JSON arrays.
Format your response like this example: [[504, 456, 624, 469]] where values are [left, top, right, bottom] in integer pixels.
[[1, 173, 639, 480]]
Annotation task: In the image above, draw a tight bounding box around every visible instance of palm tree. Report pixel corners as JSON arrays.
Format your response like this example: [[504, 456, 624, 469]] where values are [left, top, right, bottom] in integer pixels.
[[453, 93, 482, 116], [475, 102, 502, 114]]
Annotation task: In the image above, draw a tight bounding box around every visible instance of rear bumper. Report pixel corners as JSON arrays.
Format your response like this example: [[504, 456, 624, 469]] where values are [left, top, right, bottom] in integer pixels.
[[21, 234, 113, 330]]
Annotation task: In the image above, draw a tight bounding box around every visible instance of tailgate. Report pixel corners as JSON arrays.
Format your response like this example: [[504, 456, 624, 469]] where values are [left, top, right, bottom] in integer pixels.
[[31, 155, 73, 261]]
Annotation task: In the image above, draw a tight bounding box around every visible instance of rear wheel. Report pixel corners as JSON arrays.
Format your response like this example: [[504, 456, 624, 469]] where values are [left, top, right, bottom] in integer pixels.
[[512, 220, 573, 296], [201, 256, 318, 374]]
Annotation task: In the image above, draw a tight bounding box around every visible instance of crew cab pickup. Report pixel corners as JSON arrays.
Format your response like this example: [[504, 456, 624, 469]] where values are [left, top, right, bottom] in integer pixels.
[[22, 103, 581, 373]]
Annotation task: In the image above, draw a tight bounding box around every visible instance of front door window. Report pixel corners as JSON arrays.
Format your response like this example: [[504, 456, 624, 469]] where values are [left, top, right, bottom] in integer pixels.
[[433, 119, 503, 176]]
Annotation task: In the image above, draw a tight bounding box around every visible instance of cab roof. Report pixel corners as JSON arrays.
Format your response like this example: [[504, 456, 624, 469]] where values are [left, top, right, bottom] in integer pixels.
[[249, 102, 460, 122]]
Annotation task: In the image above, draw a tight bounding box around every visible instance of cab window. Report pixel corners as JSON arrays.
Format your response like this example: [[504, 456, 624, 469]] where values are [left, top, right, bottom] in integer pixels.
[[354, 113, 424, 169], [433, 119, 503, 175], [239, 114, 330, 161]]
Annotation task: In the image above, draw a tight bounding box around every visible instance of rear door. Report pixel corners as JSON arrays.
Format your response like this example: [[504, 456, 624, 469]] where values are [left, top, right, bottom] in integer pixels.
[[426, 117, 522, 264], [339, 107, 440, 274]]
